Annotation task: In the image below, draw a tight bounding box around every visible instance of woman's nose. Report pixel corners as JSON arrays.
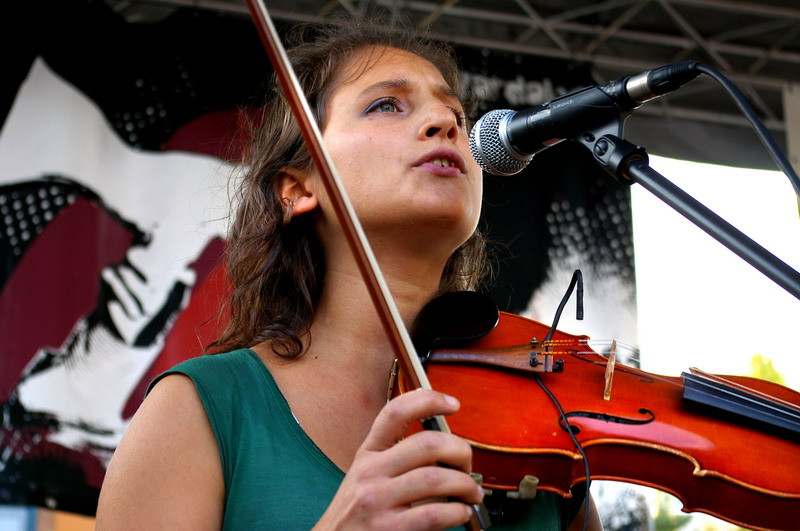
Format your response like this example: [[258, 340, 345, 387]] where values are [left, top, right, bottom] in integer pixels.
[[419, 104, 460, 141]]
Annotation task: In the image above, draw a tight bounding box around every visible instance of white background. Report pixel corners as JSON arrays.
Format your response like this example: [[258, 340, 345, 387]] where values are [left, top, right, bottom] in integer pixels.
[[628, 155, 800, 529], [633, 155, 800, 391]]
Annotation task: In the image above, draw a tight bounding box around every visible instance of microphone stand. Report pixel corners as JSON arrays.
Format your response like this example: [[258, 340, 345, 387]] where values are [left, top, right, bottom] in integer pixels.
[[574, 120, 800, 301]]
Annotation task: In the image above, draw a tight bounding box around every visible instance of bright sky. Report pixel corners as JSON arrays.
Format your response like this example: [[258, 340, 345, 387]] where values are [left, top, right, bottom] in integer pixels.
[[632, 155, 800, 391]]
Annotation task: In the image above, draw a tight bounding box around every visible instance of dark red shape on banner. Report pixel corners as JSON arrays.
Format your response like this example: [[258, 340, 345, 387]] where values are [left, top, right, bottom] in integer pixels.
[[0, 199, 134, 401]]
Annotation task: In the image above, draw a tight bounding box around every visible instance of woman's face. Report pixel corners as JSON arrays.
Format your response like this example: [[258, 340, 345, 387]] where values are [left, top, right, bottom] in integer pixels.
[[310, 46, 482, 257]]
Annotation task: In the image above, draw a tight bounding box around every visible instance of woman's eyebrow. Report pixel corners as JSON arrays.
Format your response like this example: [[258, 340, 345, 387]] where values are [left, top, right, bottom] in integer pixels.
[[359, 78, 459, 102]]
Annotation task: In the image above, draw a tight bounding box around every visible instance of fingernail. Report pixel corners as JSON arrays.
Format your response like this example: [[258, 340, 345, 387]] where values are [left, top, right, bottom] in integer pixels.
[[443, 394, 460, 408]]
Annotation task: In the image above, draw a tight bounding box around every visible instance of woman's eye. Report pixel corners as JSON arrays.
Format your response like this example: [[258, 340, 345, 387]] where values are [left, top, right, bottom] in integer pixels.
[[451, 108, 466, 128], [366, 98, 401, 114]]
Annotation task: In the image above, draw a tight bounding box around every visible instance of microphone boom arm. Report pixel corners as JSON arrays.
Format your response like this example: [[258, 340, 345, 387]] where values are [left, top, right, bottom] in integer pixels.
[[576, 128, 800, 301]]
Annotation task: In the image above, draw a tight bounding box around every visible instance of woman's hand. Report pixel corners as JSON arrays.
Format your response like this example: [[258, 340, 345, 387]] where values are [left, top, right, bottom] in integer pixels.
[[314, 389, 483, 531]]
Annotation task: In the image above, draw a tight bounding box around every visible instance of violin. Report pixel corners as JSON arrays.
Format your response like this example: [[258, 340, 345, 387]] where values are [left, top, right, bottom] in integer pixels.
[[402, 290, 800, 531]]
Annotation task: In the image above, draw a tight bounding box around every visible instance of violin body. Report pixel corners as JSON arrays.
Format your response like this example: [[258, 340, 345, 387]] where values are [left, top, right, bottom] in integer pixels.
[[404, 310, 800, 530]]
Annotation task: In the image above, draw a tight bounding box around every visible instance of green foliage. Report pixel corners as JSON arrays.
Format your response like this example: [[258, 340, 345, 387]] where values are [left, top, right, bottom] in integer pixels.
[[748, 354, 785, 385], [653, 493, 691, 531]]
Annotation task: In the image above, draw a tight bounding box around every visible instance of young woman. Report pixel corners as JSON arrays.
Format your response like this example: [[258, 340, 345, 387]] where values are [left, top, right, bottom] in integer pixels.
[[96, 21, 601, 530]]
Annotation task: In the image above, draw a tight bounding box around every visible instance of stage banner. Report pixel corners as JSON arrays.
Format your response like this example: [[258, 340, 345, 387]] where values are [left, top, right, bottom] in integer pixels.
[[0, 0, 637, 515], [455, 46, 638, 340]]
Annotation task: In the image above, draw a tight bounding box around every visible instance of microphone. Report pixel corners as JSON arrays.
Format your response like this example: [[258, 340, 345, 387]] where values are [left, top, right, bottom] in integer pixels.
[[469, 61, 700, 176]]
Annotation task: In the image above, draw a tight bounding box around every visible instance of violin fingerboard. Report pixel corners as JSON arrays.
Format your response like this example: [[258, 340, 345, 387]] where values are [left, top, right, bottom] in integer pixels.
[[681, 371, 800, 439]]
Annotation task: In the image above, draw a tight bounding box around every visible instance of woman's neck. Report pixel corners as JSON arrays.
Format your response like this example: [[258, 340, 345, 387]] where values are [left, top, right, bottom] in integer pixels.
[[302, 249, 439, 377]]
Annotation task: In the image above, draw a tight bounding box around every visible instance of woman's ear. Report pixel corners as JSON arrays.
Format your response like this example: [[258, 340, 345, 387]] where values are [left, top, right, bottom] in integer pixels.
[[278, 168, 318, 216]]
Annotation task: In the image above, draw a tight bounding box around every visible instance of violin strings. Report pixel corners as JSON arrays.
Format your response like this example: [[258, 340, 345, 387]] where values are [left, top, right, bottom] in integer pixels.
[[512, 336, 786, 398], [542, 339, 688, 391]]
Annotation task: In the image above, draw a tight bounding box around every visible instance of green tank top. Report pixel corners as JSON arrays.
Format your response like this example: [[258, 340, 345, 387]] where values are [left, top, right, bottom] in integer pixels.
[[149, 349, 562, 530]]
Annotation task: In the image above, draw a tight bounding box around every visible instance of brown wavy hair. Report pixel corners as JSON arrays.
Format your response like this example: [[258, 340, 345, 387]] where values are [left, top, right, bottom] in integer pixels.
[[209, 20, 489, 358]]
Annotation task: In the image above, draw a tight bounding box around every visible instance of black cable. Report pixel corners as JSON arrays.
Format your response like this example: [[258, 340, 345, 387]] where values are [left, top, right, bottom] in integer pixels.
[[542, 269, 583, 345], [695, 63, 800, 199], [535, 375, 591, 531]]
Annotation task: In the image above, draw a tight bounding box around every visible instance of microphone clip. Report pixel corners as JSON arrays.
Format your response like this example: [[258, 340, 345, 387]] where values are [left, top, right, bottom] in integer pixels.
[[574, 117, 648, 184]]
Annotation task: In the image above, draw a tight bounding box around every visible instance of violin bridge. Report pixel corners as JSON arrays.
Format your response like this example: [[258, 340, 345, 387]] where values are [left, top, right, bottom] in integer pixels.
[[603, 340, 617, 401]]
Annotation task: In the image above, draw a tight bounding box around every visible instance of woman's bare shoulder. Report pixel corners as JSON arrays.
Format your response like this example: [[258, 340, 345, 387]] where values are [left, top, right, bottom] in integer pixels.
[[95, 374, 224, 530]]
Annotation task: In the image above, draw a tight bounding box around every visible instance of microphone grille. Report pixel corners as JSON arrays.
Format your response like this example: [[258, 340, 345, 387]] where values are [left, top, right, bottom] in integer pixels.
[[469, 109, 532, 176]]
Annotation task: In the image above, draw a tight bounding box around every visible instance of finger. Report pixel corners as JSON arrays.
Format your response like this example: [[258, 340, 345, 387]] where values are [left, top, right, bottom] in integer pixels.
[[393, 500, 473, 531], [102, 267, 142, 317], [108, 301, 136, 344], [108, 300, 132, 328], [378, 429, 473, 477], [117, 263, 149, 301], [117, 263, 174, 315], [362, 389, 460, 453], [390, 465, 484, 507]]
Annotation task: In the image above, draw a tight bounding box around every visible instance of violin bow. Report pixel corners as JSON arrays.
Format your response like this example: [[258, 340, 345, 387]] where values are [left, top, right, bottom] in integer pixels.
[[243, 1, 489, 529]]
